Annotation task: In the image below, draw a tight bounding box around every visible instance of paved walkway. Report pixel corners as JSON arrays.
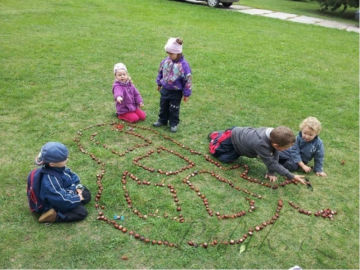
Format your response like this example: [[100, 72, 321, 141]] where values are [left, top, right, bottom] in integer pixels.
[[230, 5, 359, 33], [186, 1, 359, 33]]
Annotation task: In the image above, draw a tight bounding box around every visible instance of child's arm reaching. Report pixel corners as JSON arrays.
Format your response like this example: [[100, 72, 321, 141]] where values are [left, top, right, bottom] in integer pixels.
[[293, 174, 306, 184], [116, 96, 123, 103], [298, 161, 312, 173], [314, 140, 326, 177], [265, 173, 306, 184], [113, 84, 124, 104]]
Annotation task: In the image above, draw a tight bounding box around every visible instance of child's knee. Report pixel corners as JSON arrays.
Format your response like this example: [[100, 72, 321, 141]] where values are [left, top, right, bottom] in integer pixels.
[[169, 103, 180, 113], [136, 110, 146, 121]]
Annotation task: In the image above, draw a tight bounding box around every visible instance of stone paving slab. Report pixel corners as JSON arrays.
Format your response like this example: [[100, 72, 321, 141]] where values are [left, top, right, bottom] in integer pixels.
[[231, 5, 252, 10], [237, 8, 273, 15], [262, 12, 298, 20], [346, 26, 360, 33], [287, 15, 323, 24], [316, 20, 350, 30]]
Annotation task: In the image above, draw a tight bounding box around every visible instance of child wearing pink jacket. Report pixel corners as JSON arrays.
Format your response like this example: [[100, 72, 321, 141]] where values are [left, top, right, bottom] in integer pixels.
[[112, 63, 146, 123]]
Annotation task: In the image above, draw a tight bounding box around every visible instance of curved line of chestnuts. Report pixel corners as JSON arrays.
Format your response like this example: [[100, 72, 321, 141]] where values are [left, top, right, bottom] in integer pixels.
[[73, 121, 337, 248]]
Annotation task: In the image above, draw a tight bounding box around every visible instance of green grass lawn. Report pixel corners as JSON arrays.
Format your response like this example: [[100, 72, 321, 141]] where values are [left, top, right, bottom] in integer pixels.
[[0, 0, 358, 268], [239, 0, 359, 25]]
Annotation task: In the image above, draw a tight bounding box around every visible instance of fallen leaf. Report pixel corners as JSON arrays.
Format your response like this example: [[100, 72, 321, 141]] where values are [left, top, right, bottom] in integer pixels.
[[239, 244, 246, 254]]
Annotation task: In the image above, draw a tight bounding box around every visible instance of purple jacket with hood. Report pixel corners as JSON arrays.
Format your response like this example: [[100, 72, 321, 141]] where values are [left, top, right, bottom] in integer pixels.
[[156, 55, 192, 97], [112, 80, 143, 115]]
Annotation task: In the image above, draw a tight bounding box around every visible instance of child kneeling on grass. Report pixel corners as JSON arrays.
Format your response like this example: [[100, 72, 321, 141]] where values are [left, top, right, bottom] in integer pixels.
[[208, 126, 306, 184], [35, 142, 91, 223], [279, 116, 327, 177], [112, 63, 146, 123]]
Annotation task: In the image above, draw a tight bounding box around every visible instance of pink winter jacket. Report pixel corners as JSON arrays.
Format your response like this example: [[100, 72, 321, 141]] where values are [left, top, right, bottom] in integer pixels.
[[112, 80, 143, 115]]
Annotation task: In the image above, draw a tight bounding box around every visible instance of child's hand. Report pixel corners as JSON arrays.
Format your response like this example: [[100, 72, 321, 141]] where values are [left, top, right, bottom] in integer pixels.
[[301, 164, 312, 173], [157, 85, 161, 91], [293, 175, 306, 185], [298, 162, 311, 173], [139, 103, 144, 107], [183, 96, 189, 103], [77, 189, 84, 201], [316, 171, 327, 177], [117, 96, 123, 103], [265, 173, 277, 182]]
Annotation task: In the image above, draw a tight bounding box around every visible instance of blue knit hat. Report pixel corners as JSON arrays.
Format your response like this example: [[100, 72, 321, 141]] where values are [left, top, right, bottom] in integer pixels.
[[35, 142, 69, 165]]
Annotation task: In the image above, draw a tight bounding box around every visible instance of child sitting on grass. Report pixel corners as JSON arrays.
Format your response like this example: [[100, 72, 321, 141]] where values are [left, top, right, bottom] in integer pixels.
[[279, 116, 327, 177], [112, 63, 146, 123], [35, 142, 91, 223], [208, 126, 306, 184]]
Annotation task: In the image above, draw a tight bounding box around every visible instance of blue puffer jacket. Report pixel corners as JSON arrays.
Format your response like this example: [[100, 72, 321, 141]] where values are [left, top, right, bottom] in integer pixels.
[[39, 166, 82, 212], [282, 131, 325, 172]]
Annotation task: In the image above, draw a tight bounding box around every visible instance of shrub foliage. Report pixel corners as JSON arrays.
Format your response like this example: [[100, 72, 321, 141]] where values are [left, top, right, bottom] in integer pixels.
[[316, 0, 359, 11]]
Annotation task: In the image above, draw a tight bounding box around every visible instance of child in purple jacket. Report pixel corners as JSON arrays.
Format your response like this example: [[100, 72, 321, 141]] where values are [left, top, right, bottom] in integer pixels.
[[112, 63, 146, 123], [153, 37, 192, 133]]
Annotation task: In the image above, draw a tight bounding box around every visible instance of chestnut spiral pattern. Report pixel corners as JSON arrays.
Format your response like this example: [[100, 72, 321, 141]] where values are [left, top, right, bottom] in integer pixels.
[[73, 121, 337, 248]]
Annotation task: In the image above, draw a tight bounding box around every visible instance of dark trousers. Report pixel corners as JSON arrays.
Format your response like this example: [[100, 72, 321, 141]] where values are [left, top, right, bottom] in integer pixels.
[[57, 187, 91, 222], [210, 129, 240, 163], [158, 88, 183, 127], [279, 151, 299, 172]]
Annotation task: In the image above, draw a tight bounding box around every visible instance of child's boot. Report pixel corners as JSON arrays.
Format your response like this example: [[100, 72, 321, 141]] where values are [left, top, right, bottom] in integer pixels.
[[39, 208, 57, 223], [170, 125, 178, 133], [153, 121, 165, 127]]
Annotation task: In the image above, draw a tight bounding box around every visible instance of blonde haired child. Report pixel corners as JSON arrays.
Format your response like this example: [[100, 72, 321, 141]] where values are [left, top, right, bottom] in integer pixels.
[[279, 117, 327, 177], [112, 63, 146, 123], [208, 126, 306, 184]]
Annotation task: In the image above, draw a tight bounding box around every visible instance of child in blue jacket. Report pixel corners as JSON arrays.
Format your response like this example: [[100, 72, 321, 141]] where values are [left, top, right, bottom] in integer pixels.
[[35, 142, 91, 223], [279, 117, 327, 177]]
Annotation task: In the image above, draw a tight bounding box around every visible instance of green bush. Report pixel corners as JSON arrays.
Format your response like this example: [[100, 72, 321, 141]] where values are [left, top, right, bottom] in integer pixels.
[[316, 0, 359, 11]]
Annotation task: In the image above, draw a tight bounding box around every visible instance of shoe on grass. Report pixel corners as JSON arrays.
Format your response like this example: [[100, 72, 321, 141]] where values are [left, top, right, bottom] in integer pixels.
[[39, 208, 57, 223], [153, 121, 165, 127], [170, 126, 178, 133]]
